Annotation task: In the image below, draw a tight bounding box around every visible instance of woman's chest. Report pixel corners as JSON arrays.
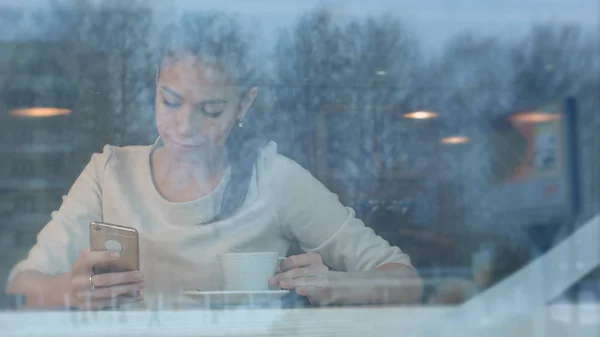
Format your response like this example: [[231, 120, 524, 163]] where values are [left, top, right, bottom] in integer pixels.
[[136, 216, 289, 294], [101, 195, 289, 292]]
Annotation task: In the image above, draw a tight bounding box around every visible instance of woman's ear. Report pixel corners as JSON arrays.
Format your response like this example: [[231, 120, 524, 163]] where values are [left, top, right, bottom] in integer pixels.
[[238, 87, 259, 120]]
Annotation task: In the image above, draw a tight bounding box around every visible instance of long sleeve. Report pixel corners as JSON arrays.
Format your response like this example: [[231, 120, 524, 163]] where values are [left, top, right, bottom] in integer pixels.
[[6, 145, 113, 286], [269, 152, 412, 273]]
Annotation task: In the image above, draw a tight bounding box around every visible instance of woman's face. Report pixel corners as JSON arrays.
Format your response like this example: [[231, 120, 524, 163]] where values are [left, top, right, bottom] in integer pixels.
[[155, 55, 257, 161]]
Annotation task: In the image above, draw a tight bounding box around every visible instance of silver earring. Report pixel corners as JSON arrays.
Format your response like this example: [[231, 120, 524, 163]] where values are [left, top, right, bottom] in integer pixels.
[[237, 118, 244, 128]]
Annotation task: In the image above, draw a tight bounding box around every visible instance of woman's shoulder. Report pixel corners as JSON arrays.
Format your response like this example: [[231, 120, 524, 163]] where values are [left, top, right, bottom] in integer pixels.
[[256, 141, 317, 184], [107, 143, 153, 159], [88, 143, 153, 172], [257, 141, 297, 172]]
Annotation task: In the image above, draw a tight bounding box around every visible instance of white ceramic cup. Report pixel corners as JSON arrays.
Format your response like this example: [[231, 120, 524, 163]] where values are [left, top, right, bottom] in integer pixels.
[[217, 252, 285, 291]]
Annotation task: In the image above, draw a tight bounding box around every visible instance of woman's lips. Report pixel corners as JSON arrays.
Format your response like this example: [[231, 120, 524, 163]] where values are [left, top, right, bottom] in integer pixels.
[[170, 139, 203, 150]]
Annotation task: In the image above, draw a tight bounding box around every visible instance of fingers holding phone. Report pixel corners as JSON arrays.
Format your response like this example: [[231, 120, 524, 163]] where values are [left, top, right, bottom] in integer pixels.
[[68, 221, 145, 310], [69, 250, 145, 310]]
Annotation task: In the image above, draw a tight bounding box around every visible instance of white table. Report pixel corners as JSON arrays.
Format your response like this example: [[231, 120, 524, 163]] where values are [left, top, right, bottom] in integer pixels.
[[0, 306, 447, 337], [0, 304, 597, 337]]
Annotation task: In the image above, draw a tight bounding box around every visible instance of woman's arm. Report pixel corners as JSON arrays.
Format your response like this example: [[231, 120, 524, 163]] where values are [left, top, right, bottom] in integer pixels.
[[7, 271, 71, 308], [267, 150, 423, 305], [371, 262, 424, 304], [5, 146, 112, 306], [9, 251, 145, 310], [324, 262, 423, 305]]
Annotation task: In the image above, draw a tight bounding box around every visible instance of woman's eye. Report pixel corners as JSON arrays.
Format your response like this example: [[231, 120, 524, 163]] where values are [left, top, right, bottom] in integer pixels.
[[202, 101, 227, 117], [163, 100, 181, 108]]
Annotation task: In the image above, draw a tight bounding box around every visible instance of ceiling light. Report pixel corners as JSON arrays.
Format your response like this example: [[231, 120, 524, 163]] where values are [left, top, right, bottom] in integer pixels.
[[404, 111, 438, 120], [442, 136, 470, 145], [376, 70, 387, 76], [510, 112, 561, 123], [11, 107, 71, 118]]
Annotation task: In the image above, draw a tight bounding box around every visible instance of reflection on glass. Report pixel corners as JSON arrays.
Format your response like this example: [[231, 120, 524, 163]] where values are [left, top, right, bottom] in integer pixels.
[[510, 112, 562, 124], [0, 1, 597, 336], [11, 107, 71, 118], [403, 111, 438, 120], [441, 136, 470, 145]]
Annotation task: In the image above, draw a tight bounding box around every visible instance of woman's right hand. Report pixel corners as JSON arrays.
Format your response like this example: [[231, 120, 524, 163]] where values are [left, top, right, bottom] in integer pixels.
[[68, 249, 145, 310]]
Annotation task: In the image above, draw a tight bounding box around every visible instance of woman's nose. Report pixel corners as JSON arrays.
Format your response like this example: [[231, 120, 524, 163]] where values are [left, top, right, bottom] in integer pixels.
[[176, 107, 196, 137]]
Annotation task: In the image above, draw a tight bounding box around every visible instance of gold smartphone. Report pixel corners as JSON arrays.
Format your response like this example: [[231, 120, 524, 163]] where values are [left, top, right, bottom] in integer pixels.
[[89, 221, 140, 274]]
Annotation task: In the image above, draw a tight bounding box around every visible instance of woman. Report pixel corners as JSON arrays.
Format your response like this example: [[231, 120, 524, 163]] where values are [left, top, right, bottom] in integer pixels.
[[6, 13, 422, 310]]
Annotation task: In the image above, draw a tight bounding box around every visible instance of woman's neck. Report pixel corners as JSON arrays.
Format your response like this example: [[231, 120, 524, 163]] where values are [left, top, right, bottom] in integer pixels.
[[152, 147, 228, 193]]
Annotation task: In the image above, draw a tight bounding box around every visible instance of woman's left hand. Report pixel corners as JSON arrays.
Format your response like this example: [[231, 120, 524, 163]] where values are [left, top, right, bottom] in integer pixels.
[[269, 252, 336, 305], [269, 252, 423, 306]]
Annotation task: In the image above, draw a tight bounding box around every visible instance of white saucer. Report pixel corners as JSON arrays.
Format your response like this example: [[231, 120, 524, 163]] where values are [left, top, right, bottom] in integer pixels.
[[183, 290, 290, 307]]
